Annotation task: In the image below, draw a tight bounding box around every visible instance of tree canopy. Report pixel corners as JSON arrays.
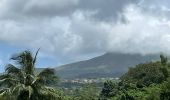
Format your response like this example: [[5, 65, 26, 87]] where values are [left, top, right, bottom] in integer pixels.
[[0, 50, 60, 100]]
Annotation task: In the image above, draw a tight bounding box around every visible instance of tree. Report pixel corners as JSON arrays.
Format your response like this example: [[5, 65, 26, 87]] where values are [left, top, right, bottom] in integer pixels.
[[0, 50, 60, 100], [121, 62, 168, 87], [160, 54, 168, 66], [74, 84, 99, 100], [100, 80, 118, 99], [160, 78, 170, 100]]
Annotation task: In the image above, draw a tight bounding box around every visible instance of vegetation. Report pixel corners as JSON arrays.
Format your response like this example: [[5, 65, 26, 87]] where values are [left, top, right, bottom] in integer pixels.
[[70, 84, 99, 100], [0, 50, 62, 100], [1, 50, 170, 100], [99, 54, 170, 100]]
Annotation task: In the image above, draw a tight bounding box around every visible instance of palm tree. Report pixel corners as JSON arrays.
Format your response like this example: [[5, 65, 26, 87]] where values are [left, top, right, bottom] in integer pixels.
[[0, 49, 61, 100]]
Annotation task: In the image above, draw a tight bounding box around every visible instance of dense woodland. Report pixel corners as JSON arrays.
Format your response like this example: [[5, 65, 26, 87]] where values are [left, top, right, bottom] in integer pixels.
[[0, 50, 170, 100]]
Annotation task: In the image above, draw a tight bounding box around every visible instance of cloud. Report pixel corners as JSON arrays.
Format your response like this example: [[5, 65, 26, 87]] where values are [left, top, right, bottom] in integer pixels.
[[0, 0, 138, 21], [0, 0, 170, 63], [77, 0, 139, 22], [107, 5, 170, 55], [0, 0, 79, 19], [137, 0, 170, 20], [0, 13, 104, 62], [24, 0, 79, 17]]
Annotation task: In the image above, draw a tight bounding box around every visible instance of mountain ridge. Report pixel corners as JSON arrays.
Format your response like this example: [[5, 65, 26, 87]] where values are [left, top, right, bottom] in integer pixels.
[[55, 53, 159, 79]]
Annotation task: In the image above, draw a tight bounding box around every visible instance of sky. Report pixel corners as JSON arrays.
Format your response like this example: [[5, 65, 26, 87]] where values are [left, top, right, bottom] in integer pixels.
[[0, 0, 170, 72]]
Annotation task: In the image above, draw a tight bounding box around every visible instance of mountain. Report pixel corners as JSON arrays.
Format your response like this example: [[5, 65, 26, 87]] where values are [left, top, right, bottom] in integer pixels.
[[55, 53, 159, 79]]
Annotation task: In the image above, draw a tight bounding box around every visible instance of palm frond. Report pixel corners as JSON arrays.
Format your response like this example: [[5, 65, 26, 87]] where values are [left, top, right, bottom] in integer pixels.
[[0, 88, 11, 94], [0, 74, 11, 80], [5, 64, 20, 74], [38, 68, 55, 77], [11, 50, 35, 75], [0, 88, 11, 96], [25, 74, 34, 86], [31, 86, 62, 100], [12, 84, 25, 96], [0, 78, 18, 88], [14, 84, 33, 100], [12, 84, 33, 99], [0, 88, 16, 100], [33, 48, 40, 66], [10, 52, 25, 66], [35, 68, 59, 86], [5, 64, 25, 84], [25, 86, 33, 98], [23, 51, 34, 75]]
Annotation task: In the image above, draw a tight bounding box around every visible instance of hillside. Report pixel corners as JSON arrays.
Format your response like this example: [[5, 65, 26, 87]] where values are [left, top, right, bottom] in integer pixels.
[[99, 57, 170, 100], [55, 53, 159, 79]]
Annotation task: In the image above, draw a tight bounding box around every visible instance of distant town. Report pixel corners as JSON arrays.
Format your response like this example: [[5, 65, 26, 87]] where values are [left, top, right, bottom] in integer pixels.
[[61, 77, 120, 84]]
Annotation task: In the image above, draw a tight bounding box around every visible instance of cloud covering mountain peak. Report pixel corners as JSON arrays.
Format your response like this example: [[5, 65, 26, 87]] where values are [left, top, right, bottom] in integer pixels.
[[0, 0, 170, 63]]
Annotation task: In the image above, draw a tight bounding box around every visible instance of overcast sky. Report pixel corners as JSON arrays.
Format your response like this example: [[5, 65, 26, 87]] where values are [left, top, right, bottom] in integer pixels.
[[0, 0, 170, 71]]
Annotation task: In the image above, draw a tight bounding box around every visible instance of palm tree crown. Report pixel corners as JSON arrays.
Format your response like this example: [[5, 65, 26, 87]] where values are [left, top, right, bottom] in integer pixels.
[[0, 49, 60, 100]]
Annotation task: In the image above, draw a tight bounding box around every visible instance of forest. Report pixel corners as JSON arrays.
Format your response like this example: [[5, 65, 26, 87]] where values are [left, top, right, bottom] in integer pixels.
[[0, 50, 170, 100]]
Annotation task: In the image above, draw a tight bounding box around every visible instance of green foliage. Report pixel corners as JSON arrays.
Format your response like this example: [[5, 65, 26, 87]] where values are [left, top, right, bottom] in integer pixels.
[[1, 51, 170, 100], [160, 78, 170, 100], [99, 55, 170, 100], [100, 80, 118, 99], [72, 84, 99, 100], [0, 50, 60, 100], [160, 54, 168, 66], [121, 61, 168, 87]]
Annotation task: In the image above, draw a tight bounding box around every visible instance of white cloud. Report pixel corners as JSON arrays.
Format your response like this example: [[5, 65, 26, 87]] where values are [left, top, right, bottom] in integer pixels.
[[107, 5, 170, 55], [0, 1, 170, 63]]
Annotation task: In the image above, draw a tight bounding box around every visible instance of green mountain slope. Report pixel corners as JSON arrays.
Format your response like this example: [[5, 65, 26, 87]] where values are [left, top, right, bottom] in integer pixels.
[[55, 53, 159, 79]]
